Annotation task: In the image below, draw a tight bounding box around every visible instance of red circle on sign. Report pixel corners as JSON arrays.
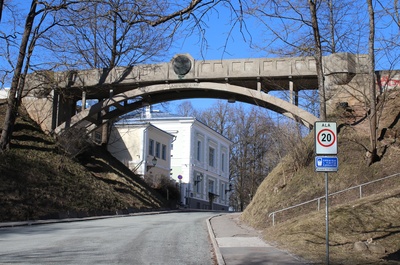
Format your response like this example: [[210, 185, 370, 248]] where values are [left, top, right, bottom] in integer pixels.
[[317, 129, 336, 147]]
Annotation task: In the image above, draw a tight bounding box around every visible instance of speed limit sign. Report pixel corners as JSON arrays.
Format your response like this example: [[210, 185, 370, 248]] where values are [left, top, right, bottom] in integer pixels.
[[315, 122, 337, 155]]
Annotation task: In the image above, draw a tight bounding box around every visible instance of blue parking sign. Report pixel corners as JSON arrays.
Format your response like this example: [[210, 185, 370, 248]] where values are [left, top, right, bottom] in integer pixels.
[[315, 156, 338, 172]]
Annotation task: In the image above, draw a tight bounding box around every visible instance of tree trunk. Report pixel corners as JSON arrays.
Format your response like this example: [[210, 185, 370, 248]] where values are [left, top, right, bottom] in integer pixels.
[[0, 0, 37, 151], [308, 0, 326, 121], [367, 0, 379, 165]]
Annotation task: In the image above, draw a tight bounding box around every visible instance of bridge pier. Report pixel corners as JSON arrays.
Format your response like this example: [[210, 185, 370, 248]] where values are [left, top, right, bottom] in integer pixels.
[[51, 90, 59, 131], [289, 77, 299, 106], [53, 93, 75, 131], [81, 91, 87, 111]]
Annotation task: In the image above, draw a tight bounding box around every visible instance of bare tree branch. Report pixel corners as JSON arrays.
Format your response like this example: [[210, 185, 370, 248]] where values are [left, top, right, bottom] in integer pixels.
[[150, 0, 208, 26]]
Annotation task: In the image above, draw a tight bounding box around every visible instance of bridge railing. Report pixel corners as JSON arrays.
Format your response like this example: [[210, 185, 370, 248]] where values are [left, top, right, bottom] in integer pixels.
[[268, 172, 400, 226]]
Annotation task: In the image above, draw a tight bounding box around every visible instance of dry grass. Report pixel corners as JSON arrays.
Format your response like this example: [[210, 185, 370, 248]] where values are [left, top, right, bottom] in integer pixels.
[[0, 100, 166, 221], [242, 90, 400, 264], [262, 187, 400, 264]]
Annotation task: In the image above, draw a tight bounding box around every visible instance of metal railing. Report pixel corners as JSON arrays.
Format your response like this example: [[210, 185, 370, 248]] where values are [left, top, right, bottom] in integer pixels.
[[268, 172, 400, 226]]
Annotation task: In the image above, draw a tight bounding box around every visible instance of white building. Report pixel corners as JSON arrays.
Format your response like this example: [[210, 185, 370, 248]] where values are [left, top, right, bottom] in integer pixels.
[[115, 107, 232, 210], [107, 121, 174, 181], [0, 88, 10, 99]]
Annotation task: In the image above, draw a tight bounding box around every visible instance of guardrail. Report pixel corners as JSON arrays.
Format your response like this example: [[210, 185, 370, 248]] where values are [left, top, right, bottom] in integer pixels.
[[268, 172, 400, 226]]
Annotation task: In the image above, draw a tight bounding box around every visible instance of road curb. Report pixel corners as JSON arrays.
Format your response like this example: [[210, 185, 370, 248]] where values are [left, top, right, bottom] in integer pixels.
[[207, 214, 225, 265]]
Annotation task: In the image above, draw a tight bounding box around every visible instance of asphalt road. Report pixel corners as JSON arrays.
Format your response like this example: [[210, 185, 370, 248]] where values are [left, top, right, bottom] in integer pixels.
[[0, 212, 217, 264]]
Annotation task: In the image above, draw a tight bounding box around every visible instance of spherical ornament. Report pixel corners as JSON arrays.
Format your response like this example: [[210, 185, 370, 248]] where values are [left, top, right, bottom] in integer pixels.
[[172, 55, 192, 76]]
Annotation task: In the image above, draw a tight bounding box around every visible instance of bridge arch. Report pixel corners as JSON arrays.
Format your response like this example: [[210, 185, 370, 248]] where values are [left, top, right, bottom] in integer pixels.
[[25, 53, 368, 135], [54, 82, 319, 135]]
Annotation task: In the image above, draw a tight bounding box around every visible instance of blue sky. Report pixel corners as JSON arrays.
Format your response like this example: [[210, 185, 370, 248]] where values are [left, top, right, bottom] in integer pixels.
[[162, 5, 261, 112], [2, 1, 257, 112], [2, 1, 399, 114], [167, 11, 258, 61], [153, 0, 400, 113]]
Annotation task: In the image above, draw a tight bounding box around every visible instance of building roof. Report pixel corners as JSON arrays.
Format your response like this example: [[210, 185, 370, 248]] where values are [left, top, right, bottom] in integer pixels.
[[120, 108, 193, 121], [113, 120, 175, 139]]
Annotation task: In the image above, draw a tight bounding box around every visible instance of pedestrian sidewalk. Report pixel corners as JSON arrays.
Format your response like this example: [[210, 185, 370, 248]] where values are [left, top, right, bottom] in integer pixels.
[[208, 213, 307, 265]]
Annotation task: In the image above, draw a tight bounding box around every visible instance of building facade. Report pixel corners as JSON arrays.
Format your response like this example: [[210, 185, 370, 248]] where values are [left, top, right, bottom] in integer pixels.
[[107, 121, 174, 181], [115, 107, 232, 210]]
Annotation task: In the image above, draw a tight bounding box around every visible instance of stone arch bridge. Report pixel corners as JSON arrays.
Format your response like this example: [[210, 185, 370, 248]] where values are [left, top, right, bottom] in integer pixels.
[[23, 53, 372, 136]]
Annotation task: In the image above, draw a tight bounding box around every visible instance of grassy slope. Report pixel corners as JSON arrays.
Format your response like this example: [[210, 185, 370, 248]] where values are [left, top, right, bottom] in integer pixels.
[[242, 90, 400, 264], [0, 100, 166, 222]]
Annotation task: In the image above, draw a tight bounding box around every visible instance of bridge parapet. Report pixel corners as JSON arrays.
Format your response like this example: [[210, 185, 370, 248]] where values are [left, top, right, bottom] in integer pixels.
[[195, 56, 318, 78]]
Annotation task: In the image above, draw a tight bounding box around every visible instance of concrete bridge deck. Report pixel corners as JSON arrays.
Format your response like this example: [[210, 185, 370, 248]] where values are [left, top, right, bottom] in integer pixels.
[[30, 53, 365, 100], [23, 53, 372, 134]]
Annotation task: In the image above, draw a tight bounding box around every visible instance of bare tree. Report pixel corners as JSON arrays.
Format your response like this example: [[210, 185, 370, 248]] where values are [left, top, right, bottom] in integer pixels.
[[0, 0, 87, 151], [200, 100, 235, 135], [0, 1, 38, 151], [308, 0, 326, 120], [366, 0, 379, 164], [241, 0, 400, 167], [47, 1, 174, 69], [243, 0, 367, 121], [195, 101, 279, 211], [0, 0, 220, 152], [176, 100, 200, 118]]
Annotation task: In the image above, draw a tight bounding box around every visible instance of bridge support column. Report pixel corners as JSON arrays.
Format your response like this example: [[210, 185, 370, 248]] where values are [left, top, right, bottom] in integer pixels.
[[58, 95, 75, 130], [81, 91, 87, 111], [51, 91, 75, 131], [257, 77, 261, 92], [289, 77, 299, 106], [51, 90, 59, 131]]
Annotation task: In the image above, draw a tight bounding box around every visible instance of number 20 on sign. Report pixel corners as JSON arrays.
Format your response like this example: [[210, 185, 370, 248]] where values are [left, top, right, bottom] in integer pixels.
[[315, 121, 337, 155]]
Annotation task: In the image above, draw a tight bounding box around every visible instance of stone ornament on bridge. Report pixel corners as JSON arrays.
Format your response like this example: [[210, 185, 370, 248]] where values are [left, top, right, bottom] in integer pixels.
[[171, 54, 193, 78]]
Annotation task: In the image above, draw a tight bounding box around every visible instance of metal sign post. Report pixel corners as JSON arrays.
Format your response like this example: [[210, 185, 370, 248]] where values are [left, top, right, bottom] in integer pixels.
[[314, 121, 338, 265], [325, 172, 329, 265]]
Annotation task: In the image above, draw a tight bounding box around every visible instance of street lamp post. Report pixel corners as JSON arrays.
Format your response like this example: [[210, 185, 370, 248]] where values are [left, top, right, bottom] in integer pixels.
[[225, 183, 233, 194]]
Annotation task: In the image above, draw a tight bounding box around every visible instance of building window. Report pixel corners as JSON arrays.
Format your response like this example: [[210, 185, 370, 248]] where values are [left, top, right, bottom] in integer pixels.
[[208, 179, 214, 193], [221, 153, 225, 172], [208, 147, 215, 167], [149, 139, 154, 156], [195, 173, 202, 193], [155, 142, 161, 158], [197, 140, 202, 161], [162, 144, 167, 160]]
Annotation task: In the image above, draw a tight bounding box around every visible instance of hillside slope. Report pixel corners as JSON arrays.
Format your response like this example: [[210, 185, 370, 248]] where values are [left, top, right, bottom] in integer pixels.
[[0, 100, 167, 222], [242, 89, 400, 264]]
